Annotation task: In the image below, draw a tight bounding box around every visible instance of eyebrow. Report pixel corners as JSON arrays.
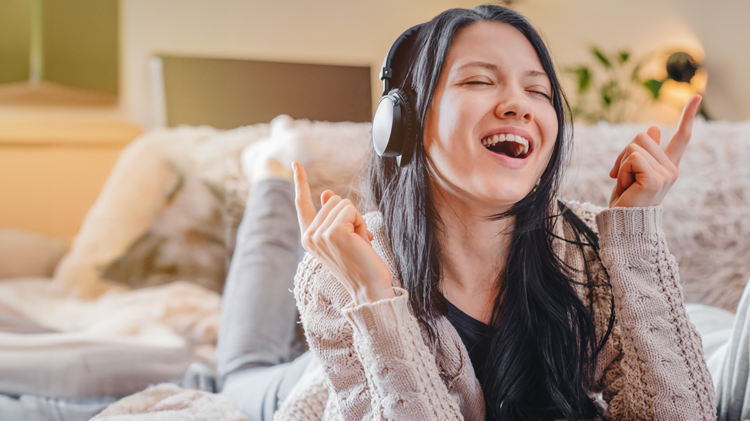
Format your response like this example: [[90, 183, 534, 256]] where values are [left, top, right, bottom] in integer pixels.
[[454, 60, 547, 78]]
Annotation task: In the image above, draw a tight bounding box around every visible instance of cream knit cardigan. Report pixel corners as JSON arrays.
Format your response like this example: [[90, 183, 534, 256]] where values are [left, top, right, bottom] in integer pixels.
[[275, 201, 716, 420]]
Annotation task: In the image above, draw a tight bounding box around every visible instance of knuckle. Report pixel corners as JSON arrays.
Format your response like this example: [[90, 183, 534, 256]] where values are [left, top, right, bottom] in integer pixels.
[[634, 133, 650, 145], [301, 232, 314, 248]]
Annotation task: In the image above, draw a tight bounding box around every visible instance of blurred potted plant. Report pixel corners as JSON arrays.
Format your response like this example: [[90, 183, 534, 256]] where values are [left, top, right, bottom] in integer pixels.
[[565, 47, 646, 124], [565, 48, 704, 123]]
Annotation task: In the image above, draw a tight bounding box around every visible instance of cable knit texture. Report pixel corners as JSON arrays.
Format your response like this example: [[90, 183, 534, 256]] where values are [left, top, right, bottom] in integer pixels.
[[276, 201, 716, 421]]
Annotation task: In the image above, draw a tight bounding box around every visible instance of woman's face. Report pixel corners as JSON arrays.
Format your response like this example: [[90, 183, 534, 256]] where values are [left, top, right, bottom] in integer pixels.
[[423, 20, 558, 212]]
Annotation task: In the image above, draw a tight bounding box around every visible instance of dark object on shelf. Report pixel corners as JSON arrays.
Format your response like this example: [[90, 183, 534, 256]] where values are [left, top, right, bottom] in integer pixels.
[[666, 52, 698, 83]]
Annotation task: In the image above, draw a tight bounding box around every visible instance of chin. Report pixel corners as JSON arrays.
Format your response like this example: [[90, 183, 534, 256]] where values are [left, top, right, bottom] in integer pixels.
[[481, 188, 533, 210]]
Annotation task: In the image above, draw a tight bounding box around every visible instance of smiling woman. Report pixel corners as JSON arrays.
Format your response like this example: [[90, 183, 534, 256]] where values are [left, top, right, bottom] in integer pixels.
[[207, 4, 716, 421], [423, 21, 558, 208], [291, 5, 714, 421]]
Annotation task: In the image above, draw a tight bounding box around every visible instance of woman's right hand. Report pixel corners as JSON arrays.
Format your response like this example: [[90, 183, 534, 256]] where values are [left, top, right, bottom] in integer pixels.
[[293, 162, 395, 305]]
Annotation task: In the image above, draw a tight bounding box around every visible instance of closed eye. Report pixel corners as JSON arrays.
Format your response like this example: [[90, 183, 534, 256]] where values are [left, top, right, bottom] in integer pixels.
[[465, 81, 491, 86], [530, 90, 552, 100]]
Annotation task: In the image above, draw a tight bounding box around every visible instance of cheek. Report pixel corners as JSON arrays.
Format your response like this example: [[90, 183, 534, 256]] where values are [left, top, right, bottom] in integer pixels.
[[425, 95, 470, 162], [538, 107, 559, 159], [434, 98, 463, 150]]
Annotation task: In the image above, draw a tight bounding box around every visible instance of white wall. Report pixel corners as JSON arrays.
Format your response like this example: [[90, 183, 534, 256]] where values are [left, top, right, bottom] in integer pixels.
[[514, 0, 750, 123], [677, 0, 750, 121], [120, 0, 481, 129], [119, 0, 750, 128]]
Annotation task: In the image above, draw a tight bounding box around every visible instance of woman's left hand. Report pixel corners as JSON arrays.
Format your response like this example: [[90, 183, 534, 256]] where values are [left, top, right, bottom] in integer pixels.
[[609, 94, 702, 208]]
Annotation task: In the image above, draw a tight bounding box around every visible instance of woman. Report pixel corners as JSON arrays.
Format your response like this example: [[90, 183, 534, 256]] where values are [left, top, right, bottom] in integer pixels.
[[218, 5, 714, 421]]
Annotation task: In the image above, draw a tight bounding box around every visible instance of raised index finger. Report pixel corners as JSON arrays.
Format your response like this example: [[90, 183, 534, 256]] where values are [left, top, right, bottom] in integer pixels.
[[293, 162, 317, 233], [664, 94, 702, 167]]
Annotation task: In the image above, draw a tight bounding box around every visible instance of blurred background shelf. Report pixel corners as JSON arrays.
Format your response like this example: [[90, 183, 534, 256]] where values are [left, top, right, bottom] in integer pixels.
[[0, 81, 117, 108]]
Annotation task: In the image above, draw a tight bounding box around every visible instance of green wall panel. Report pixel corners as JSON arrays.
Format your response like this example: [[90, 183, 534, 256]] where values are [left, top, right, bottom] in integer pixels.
[[0, 0, 31, 84], [43, 0, 118, 95]]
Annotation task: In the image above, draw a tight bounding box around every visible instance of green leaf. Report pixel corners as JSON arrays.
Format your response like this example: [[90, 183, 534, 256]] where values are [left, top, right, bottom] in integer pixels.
[[575, 66, 591, 93], [564, 66, 592, 93], [619, 51, 630, 63], [592, 47, 612, 68], [601, 81, 616, 106], [630, 63, 642, 82], [643, 79, 664, 99]]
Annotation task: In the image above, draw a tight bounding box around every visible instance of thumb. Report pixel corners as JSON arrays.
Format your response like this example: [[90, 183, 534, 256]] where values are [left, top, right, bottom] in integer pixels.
[[351, 210, 371, 243]]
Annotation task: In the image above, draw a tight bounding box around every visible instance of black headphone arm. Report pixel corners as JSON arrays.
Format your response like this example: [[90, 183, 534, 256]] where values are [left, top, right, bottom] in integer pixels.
[[379, 24, 423, 95]]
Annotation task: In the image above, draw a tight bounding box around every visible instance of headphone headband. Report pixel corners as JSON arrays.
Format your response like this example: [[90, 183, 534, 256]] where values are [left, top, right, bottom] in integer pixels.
[[379, 24, 423, 95], [372, 23, 423, 166]]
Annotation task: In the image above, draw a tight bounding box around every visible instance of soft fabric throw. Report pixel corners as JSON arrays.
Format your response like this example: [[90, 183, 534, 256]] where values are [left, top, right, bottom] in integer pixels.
[[91, 383, 249, 421], [560, 119, 750, 311]]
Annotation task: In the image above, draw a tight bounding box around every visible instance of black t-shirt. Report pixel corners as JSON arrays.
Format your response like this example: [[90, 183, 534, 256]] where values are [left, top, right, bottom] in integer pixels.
[[445, 299, 491, 379]]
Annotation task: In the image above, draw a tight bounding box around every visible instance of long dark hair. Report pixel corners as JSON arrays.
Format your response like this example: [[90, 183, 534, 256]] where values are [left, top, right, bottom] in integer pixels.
[[364, 5, 614, 421]]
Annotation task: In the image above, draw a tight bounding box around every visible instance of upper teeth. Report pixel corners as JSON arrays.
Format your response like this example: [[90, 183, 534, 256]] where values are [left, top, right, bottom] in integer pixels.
[[481, 134, 530, 155]]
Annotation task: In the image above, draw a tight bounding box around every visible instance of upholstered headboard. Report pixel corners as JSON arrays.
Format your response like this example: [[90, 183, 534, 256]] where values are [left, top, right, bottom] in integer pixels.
[[150, 55, 372, 129]]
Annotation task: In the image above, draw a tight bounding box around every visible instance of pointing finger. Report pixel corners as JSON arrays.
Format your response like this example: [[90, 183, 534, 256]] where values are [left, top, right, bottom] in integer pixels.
[[665, 94, 702, 167], [293, 162, 317, 233]]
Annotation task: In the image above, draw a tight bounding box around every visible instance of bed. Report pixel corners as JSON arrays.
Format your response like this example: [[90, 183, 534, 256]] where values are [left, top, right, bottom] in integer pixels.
[[0, 55, 374, 421], [3, 53, 750, 421]]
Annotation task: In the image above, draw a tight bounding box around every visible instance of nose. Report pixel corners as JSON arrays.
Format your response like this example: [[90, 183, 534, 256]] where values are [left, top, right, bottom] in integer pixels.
[[494, 86, 533, 123]]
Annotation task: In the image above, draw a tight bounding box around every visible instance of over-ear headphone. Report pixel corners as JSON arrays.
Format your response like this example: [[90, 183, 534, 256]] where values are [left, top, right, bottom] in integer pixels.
[[372, 24, 423, 166]]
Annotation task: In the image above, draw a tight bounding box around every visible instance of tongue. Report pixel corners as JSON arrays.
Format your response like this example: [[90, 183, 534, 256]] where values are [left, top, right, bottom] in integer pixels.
[[488, 141, 519, 158]]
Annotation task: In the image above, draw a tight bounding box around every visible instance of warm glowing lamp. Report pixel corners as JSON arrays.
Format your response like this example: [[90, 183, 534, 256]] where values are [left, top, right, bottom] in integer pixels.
[[644, 51, 708, 118]]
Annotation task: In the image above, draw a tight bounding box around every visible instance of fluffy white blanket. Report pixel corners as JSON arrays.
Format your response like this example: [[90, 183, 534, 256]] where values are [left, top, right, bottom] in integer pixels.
[[2, 116, 747, 420], [0, 117, 371, 403], [91, 383, 249, 421], [0, 279, 219, 399], [561, 118, 750, 311]]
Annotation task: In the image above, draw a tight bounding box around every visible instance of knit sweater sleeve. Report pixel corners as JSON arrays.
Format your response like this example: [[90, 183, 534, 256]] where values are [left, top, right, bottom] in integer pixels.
[[340, 287, 466, 420], [293, 212, 470, 420], [594, 206, 716, 420], [293, 252, 372, 419]]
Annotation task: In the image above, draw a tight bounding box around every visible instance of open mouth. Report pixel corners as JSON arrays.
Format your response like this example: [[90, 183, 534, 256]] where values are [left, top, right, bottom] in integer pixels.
[[481, 134, 532, 159]]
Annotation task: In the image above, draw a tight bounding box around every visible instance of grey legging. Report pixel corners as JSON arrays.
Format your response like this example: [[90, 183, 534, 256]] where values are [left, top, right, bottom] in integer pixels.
[[216, 178, 313, 421], [216, 178, 750, 421]]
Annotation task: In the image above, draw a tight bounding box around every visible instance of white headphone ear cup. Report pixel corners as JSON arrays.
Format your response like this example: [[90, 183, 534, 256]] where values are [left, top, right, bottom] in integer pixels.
[[371, 88, 416, 161], [372, 93, 400, 157]]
